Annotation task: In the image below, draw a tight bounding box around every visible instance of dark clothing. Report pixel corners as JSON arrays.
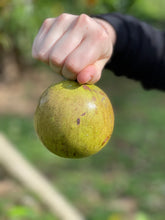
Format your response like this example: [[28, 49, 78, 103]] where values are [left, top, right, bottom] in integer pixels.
[[96, 13, 165, 90]]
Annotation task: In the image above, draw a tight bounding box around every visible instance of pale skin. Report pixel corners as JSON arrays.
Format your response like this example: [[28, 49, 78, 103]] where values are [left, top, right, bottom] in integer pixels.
[[32, 13, 116, 84]]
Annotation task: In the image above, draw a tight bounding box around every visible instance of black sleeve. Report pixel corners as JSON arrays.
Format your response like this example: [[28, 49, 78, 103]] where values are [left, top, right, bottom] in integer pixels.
[[94, 13, 165, 90]]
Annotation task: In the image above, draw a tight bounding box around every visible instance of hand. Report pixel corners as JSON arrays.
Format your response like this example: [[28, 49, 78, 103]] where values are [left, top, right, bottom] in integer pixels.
[[32, 13, 116, 84]]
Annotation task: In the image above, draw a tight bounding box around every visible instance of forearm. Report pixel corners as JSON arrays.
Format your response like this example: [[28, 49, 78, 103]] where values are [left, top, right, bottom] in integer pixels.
[[95, 13, 165, 90]]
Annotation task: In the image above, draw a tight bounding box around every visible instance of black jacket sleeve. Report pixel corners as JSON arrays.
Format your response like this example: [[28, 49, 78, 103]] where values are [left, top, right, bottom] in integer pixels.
[[95, 13, 165, 90]]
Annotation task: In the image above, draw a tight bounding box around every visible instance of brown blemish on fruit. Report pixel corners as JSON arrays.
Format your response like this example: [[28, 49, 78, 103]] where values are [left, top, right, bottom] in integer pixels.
[[99, 91, 105, 96], [101, 136, 109, 146], [81, 112, 86, 116], [92, 96, 96, 101], [77, 118, 80, 125], [83, 85, 91, 91], [101, 97, 105, 102]]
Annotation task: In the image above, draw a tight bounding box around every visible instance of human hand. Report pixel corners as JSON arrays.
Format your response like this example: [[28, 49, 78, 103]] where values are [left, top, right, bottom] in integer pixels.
[[32, 13, 116, 84]]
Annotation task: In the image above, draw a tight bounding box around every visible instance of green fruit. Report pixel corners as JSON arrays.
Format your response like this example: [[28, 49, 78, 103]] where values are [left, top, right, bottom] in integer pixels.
[[34, 80, 114, 158]]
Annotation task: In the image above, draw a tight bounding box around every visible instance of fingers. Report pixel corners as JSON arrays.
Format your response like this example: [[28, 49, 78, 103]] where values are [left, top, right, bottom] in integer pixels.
[[32, 18, 55, 59], [62, 29, 111, 74], [48, 25, 84, 75], [61, 27, 113, 83], [32, 13, 115, 84], [32, 14, 77, 62]]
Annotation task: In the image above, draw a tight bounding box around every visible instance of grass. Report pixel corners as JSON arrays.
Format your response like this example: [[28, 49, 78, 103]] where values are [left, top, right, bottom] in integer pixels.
[[0, 71, 165, 219]]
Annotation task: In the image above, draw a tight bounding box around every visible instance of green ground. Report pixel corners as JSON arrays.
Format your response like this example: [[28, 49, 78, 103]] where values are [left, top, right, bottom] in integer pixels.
[[0, 71, 165, 220]]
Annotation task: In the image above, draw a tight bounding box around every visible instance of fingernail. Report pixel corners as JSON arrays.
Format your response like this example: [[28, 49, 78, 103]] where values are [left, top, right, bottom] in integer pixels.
[[86, 76, 92, 83]]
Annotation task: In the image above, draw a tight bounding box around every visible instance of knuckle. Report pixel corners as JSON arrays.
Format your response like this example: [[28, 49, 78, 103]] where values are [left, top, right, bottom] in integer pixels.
[[57, 13, 69, 22], [73, 14, 92, 33], [42, 18, 52, 28], [77, 13, 91, 25]]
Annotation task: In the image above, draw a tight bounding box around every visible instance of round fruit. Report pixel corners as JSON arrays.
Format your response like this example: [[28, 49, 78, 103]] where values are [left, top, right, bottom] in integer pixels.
[[34, 80, 114, 158]]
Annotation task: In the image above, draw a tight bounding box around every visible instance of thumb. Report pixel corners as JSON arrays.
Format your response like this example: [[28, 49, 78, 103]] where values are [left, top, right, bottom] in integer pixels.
[[77, 58, 108, 84]]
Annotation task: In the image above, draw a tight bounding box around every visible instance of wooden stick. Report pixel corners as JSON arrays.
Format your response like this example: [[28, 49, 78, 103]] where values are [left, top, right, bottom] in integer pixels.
[[0, 133, 85, 220]]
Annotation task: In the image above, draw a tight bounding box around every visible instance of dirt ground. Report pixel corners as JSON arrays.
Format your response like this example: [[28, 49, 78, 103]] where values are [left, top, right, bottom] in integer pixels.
[[0, 67, 63, 116]]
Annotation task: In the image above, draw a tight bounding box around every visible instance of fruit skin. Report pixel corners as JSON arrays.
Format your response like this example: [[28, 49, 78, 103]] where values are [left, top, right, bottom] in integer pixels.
[[34, 80, 114, 158]]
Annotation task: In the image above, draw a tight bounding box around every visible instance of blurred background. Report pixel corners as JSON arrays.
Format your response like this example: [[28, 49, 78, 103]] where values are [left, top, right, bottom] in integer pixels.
[[0, 0, 165, 219]]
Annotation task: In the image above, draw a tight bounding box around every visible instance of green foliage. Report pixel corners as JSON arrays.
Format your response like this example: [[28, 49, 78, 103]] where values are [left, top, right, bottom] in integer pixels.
[[101, 0, 137, 13], [7, 206, 37, 219], [1, 203, 57, 220], [130, 0, 165, 21], [135, 212, 149, 220]]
